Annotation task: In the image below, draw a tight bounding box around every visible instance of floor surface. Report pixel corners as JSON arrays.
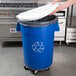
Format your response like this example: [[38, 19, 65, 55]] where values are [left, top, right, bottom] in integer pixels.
[[0, 42, 76, 76]]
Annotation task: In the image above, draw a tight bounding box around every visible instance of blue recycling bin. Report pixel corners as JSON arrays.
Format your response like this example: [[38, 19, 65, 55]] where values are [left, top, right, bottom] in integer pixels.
[[16, 15, 59, 72]]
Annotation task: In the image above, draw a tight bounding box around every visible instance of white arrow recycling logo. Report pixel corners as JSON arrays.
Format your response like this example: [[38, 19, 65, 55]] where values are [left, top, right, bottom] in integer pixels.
[[32, 42, 45, 53]]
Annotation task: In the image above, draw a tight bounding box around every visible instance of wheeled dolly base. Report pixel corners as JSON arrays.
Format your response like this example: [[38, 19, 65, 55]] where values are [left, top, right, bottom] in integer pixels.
[[24, 66, 50, 75]]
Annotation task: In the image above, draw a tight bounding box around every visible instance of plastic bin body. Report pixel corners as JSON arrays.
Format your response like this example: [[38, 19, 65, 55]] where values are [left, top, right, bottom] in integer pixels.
[[16, 16, 59, 70]]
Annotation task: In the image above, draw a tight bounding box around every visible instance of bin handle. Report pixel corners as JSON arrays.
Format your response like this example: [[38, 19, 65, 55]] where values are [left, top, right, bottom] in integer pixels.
[[16, 23, 21, 31]]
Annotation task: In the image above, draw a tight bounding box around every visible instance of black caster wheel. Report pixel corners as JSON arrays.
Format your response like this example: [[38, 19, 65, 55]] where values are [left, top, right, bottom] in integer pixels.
[[31, 70, 38, 75], [45, 68, 50, 71], [24, 66, 30, 70]]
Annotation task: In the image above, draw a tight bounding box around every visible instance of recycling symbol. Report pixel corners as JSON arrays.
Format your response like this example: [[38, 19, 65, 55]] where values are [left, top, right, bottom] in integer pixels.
[[32, 42, 45, 53]]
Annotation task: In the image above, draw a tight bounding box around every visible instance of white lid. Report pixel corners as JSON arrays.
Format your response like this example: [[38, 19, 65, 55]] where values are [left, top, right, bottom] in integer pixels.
[[16, 3, 59, 21]]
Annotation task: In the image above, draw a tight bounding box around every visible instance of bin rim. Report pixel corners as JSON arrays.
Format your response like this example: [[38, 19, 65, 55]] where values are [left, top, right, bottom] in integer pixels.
[[18, 15, 58, 27]]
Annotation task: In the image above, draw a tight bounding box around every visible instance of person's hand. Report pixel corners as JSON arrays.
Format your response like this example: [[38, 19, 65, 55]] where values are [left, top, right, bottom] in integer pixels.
[[49, 0, 76, 15]]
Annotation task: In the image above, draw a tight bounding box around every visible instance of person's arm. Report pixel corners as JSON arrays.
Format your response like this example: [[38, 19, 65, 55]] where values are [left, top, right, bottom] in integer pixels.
[[55, 0, 76, 11], [50, 0, 76, 15]]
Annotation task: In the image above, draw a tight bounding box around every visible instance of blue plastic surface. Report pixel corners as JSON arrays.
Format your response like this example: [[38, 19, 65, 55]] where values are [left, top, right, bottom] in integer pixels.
[[16, 21, 59, 70]]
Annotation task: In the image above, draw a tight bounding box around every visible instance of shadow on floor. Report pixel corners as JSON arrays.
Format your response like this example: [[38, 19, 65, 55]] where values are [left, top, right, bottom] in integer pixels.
[[2, 41, 22, 47], [2, 41, 76, 48]]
